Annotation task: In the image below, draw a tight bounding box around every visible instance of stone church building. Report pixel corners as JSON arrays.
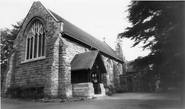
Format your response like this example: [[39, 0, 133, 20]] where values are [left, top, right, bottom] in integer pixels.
[[3, 1, 126, 98]]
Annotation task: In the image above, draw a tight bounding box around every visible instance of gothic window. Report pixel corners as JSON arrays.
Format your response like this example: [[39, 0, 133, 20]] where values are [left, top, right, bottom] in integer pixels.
[[26, 21, 45, 60]]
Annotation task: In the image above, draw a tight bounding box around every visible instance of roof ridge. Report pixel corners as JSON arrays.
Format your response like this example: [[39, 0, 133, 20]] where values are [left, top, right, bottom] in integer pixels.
[[48, 10, 103, 43]]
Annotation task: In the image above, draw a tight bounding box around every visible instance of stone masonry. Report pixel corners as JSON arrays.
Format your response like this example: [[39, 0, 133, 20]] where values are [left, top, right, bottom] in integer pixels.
[[3, 1, 125, 98], [3, 1, 62, 97]]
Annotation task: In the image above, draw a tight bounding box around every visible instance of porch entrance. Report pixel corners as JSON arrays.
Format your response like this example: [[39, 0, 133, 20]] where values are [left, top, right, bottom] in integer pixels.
[[91, 65, 101, 94], [71, 51, 106, 95]]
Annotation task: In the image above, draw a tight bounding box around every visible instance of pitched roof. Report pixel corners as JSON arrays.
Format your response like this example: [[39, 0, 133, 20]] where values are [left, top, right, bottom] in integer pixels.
[[71, 51, 99, 71], [48, 10, 123, 62]]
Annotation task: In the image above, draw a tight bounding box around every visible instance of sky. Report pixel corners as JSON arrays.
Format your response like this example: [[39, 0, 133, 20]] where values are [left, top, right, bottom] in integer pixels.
[[0, 0, 150, 61]]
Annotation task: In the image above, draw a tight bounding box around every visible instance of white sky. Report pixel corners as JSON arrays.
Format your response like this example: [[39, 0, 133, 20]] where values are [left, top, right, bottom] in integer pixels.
[[0, 0, 150, 61]]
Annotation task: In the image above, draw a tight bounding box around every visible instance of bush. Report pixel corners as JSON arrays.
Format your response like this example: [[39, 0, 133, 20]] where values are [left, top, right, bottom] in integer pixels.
[[116, 87, 125, 93], [5, 86, 44, 99], [104, 85, 116, 96]]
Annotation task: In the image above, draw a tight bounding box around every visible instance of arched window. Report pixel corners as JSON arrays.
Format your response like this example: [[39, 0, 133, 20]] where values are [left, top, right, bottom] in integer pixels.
[[25, 21, 45, 60]]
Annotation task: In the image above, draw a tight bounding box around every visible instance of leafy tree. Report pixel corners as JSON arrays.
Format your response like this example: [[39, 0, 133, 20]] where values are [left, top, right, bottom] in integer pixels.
[[0, 20, 22, 88], [120, 1, 185, 106]]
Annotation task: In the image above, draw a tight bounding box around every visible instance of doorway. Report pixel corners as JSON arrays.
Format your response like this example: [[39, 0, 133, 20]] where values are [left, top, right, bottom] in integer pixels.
[[91, 64, 102, 94], [91, 72, 101, 94]]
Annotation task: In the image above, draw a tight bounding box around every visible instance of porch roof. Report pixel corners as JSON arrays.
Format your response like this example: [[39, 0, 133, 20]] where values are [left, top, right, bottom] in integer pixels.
[[71, 51, 99, 71]]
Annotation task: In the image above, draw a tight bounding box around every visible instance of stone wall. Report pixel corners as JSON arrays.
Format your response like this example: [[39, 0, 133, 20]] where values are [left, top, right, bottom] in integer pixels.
[[101, 55, 123, 87], [49, 38, 60, 97], [72, 83, 94, 97], [58, 36, 89, 98], [4, 1, 62, 97], [61, 36, 89, 63], [60, 36, 123, 94], [64, 36, 123, 88]]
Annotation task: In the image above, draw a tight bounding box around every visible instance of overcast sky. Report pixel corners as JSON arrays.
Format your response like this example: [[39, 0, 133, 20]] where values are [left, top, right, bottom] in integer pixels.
[[0, 0, 150, 61]]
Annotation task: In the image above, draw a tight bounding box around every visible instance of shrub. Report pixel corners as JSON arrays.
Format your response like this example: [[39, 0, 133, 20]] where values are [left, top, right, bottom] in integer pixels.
[[104, 85, 116, 96], [5, 86, 44, 99]]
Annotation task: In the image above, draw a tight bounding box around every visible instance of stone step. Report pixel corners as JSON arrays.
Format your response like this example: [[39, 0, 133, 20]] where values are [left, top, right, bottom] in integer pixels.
[[94, 94, 106, 98]]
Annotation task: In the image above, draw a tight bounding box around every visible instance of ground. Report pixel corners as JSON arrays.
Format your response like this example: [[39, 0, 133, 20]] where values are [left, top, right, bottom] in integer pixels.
[[1, 92, 182, 109]]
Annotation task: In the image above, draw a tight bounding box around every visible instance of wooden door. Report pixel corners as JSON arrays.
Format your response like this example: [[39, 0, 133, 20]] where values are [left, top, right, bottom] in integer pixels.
[[91, 73, 101, 94]]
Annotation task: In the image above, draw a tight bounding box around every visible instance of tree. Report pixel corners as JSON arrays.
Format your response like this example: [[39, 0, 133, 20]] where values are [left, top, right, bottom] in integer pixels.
[[0, 20, 22, 88], [120, 1, 185, 106]]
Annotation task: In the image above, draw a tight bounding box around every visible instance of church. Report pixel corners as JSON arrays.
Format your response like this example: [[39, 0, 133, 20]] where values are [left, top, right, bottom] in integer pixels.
[[3, 1, 126, 98]]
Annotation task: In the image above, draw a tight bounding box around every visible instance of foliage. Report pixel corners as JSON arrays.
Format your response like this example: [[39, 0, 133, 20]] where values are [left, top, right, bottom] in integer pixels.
[[120, 1, 185, 89], [104, 85, 116, 96], [0, 20, 23, 88], [5, 86, 44, 99]]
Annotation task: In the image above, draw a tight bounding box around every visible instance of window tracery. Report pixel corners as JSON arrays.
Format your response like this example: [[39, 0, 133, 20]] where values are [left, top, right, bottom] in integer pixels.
[[26, 21, 45, 60]]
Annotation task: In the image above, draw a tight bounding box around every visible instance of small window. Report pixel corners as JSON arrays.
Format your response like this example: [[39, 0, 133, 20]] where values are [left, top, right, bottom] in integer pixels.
[[25, 21, 45, 60]]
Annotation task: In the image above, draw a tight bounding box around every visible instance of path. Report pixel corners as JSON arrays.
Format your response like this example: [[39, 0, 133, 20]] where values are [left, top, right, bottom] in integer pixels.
[[1, 92, 182, 109]]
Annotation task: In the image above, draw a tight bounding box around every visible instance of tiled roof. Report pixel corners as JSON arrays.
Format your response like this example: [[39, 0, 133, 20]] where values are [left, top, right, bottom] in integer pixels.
[[71, 51, 99, 71], [48, 10, 123, 62]]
